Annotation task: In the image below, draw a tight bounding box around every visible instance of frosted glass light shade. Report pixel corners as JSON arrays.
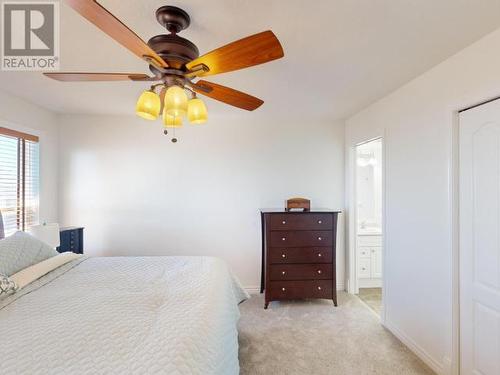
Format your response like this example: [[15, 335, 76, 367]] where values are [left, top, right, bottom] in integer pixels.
[[163, 108, 183, 128], [29, 223, 60, 248], [164, 85, 188, 117], [187, 98, 208, 124], [136, 90, 161, 120]]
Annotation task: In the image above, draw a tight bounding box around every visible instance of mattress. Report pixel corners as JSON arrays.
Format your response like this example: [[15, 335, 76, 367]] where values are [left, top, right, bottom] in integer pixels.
[[0, 256, 249, 375]]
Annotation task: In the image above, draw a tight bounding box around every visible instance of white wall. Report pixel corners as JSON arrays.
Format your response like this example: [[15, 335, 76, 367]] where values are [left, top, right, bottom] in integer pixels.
[[346, 27, 500, 375], [0, 89, 59, 223], [58, 113, 345, 289]]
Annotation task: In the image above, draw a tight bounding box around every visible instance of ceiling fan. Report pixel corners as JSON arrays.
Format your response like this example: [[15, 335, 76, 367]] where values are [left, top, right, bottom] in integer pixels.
[[44, 1, 284, 142]]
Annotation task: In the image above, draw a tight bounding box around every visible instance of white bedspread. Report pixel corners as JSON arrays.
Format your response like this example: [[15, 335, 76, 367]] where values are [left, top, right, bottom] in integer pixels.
[[0, 256, 249, 375]]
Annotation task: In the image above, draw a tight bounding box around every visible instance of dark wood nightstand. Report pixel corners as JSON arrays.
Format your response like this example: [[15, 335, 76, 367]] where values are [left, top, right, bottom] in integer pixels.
[[57, 227, 84, 254]]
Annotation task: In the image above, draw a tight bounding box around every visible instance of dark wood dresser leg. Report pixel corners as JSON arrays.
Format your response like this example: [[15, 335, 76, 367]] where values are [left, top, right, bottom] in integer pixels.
[[333, 291, 338, 307], [260, 212, 265, 293], [264, 301, 269, 309]]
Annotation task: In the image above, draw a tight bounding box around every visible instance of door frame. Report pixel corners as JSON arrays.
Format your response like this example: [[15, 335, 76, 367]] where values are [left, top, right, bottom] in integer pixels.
[[347, 136, 386, 323]]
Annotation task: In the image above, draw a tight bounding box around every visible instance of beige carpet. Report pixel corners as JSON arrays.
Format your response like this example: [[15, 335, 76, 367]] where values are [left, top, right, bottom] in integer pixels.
[[238, 292, 434, 375], [358, 287, 383, 315]]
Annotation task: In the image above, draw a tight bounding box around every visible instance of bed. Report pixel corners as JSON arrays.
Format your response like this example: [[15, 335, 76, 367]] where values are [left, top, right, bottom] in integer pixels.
[[0, 216, 248, 374]]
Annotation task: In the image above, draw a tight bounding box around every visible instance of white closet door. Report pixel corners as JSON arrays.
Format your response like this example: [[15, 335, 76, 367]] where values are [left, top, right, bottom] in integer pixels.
[[460, 100, 500, 375]]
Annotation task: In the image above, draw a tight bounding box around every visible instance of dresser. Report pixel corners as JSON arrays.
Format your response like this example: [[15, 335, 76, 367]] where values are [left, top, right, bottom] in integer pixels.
[[260, 209, 340, 309], [57, 227, 84, 254]]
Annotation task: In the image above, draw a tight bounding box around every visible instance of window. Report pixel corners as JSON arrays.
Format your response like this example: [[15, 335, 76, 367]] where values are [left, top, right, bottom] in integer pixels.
[[0, 127, 40, 236]]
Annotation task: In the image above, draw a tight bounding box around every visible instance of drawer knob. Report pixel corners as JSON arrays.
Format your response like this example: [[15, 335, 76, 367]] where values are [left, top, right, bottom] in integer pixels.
[[282, 237, 286, 241], [317, 270, 322, 274], [317, 253, 322, 257], [282, 287, 286, 292], [282, 271, 286, 275], [318, 220, 322, 224], [317, 286, 322, 290], [318, 237, 322, 241], [282, 254, 286, 258], [282, 220, 286, 224], [362, 267, 366, 271]]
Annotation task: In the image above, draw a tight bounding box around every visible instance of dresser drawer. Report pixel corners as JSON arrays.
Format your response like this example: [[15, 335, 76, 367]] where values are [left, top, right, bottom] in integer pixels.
[[268, 280, 333, 300], [270, 264, 332, 281], [270, 230, 332, 247], [270, 214, 332, 231], [268, 247, 332, 264]]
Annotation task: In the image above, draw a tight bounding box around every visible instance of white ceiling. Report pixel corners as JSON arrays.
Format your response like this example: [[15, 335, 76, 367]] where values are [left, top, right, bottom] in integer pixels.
[[1, 0, 500, 120]]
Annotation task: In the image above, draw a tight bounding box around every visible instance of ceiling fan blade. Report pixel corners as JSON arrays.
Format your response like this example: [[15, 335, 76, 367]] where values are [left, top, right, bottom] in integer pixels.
[[43, 72, 153, 81], [65, 0, 168, 68], [185, 30, 284, 77], [192, 80, 264, 111]]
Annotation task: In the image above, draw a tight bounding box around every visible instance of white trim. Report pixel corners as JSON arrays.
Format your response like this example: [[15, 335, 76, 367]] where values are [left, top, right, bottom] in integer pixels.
[[450, 110, 460, 375], [442, 356, 453, 375], [380, 131, 387, 325], [347, 143, 357, 294], [358, 278, 382, 288], [384, 320, 445, 375], [347, 136, 387, 324], [244, 286, 260, 295]]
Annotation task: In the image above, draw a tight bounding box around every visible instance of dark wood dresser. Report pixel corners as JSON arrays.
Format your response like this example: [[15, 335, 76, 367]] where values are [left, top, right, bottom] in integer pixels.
[[57, 227, 84, 254], [260, 209, 340, 309]]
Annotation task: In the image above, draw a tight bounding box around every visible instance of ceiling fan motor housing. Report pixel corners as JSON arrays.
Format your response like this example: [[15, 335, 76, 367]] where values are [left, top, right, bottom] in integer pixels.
[[155, 6, 190, 33], [147, 34, 199, 70], [148, 6, 199, 71]]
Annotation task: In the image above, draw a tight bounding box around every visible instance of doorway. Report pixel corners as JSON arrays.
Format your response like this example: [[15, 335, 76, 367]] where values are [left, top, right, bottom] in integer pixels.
[[459, 100, 500, 375], [353, 138, 383, 316]]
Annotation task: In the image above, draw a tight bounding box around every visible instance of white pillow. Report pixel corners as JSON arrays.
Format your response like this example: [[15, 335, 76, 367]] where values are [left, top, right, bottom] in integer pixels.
[[0, 231, 59, 276], [10, 252, 81, 290]]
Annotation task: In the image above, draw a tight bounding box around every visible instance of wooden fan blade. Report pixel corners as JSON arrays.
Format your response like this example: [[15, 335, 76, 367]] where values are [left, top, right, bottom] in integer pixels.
[[185, 30, 284, 77], [65, 0, 168, 68], [192, 80, 264, 111], [43, 72, 153, 81]]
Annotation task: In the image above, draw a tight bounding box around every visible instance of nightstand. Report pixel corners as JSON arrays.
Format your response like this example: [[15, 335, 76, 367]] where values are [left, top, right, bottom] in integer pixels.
[[57, 227, 84, 254]]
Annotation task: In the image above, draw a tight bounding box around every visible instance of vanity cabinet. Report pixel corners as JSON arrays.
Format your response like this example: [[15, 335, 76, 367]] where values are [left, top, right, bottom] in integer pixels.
[[357, 234, 382, 287]]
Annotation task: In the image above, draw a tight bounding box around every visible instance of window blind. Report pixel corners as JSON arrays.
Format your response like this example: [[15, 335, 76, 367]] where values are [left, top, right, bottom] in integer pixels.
[[0, 127, 40, 236]]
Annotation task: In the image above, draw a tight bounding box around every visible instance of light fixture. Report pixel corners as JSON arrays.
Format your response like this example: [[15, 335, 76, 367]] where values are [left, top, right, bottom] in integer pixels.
[[162, 108, 182, 128], [164, 85, 188, 117], [135, 83, 209, 142], [136, 89, 161, 120], [187, 97, 208, 124]]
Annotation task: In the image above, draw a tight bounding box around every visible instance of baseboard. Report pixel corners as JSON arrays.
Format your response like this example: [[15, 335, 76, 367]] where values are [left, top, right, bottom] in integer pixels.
[[244, 287, 260, 295], [358, 278, 382, 288], [383, 320, 444, 375], [441, 356, 453, 375]]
